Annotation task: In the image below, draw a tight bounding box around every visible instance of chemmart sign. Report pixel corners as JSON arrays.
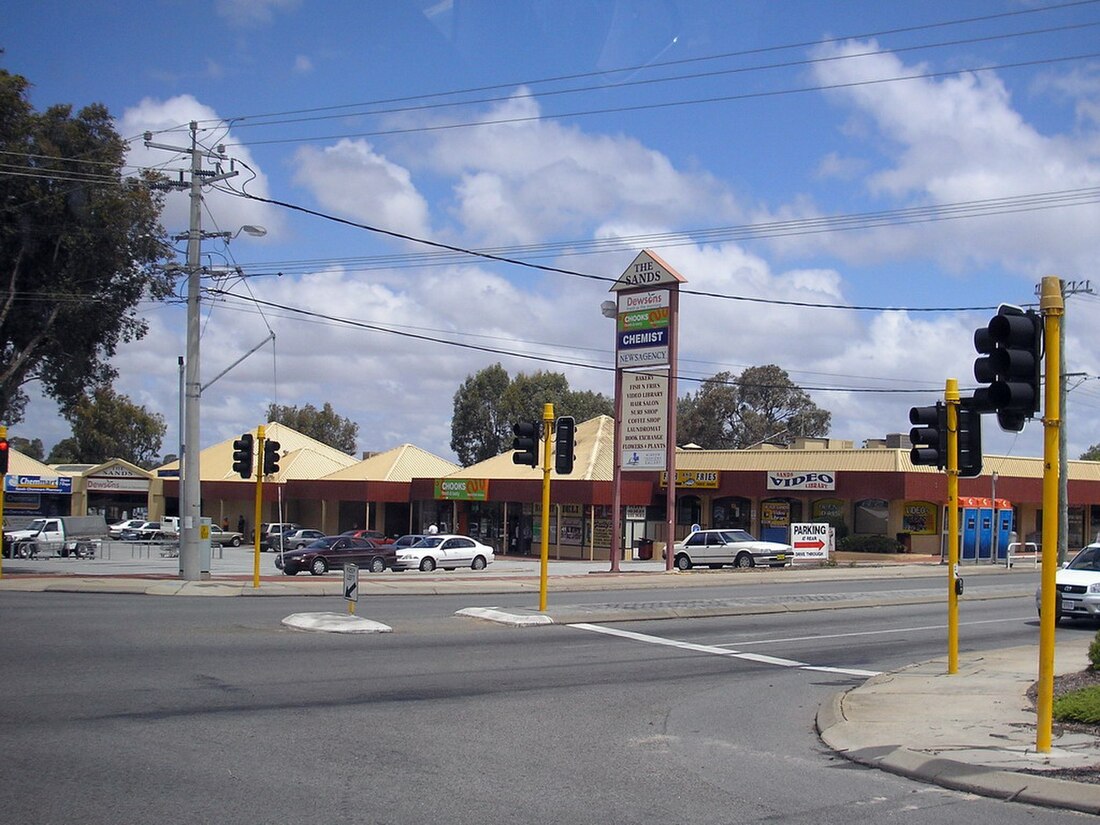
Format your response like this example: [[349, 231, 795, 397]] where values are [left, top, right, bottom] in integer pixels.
[[434, 478, 489, 501]]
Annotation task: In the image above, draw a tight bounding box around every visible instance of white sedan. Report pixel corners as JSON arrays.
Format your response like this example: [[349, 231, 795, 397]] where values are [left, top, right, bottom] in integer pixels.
[[392, 534, 494, 572], [1036, 543, 1100, 623]]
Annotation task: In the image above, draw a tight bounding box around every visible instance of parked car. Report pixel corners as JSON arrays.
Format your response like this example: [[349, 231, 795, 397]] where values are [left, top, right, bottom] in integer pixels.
[[669, 528, 793, 570], [275, 536, 395, 576], [1036, 543, 1100, 623], [207, 525, 243, 547], [340, 529, 394, 544], [258, 522, 302, 552], [120, 521, 168, 541], [108, 518, 146, 539], [392, 534, 494, 572], [284, 528, 326, 550]]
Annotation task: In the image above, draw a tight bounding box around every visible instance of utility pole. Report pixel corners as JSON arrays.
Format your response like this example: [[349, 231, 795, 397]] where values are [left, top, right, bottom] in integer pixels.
[[144, 123, 237, 580]]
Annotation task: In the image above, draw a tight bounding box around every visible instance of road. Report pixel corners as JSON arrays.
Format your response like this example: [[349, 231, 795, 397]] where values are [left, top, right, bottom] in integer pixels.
[[0, 573, 1092, 824]]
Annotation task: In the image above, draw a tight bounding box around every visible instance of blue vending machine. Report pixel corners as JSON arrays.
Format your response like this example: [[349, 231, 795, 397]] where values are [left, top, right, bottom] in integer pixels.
[[961, 506, 979, 561], [994, 507, 1014, 561]]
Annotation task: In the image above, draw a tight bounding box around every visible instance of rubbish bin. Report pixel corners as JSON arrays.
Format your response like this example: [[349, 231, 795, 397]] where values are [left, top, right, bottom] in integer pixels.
[[634, 537, 654, 560]]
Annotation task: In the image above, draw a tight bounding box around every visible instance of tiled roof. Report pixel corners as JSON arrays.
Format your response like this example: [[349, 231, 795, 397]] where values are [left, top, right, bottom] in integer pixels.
[[322, 444, 459, 482], [448, 415, 616, 481]]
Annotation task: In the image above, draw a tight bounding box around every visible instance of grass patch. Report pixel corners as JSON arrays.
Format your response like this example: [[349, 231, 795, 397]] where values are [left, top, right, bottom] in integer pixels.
[[1053, 685, 1100, 725]]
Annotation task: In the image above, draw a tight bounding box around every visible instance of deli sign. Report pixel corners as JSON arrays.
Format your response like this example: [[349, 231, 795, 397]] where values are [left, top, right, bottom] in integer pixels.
[[767, 471, 835, 491]]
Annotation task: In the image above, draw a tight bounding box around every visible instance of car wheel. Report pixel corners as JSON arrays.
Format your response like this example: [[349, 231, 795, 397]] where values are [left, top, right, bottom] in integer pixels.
[[675, 554, 692, 571], [368, 556, 386, 574], [419, 556, 436, 572], [471, 555, 487, 571], [735, 552, 755, 568], [310, 557, 328, 576], [231, 536, 241, 547]]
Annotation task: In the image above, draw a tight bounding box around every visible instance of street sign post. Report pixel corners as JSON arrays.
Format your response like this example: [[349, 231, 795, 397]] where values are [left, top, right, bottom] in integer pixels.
[[343, 563, 359, 615], [790, 522, 831, 562]]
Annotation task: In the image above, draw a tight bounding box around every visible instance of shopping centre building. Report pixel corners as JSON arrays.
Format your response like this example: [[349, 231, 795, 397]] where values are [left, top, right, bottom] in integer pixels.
[[6, 415, 1100, 561]]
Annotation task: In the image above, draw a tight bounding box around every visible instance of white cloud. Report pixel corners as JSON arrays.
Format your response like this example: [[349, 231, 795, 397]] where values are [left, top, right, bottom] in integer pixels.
[[215, 0, 300, 27], [293, 54, 313, 74], [293, 139, 430, 237]]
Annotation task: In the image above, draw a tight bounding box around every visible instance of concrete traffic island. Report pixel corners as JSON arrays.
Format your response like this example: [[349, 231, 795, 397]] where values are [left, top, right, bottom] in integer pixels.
[[282, 612, 392, 633]]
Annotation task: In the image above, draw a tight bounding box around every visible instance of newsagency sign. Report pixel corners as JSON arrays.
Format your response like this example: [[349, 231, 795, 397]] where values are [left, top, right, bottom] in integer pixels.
[[616, 289, 669, 369], [621, 371, 668, 471]]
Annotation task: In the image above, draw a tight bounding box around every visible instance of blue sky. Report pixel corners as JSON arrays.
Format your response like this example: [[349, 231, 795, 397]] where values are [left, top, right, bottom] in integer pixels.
[[6, 0, 1100, 465]]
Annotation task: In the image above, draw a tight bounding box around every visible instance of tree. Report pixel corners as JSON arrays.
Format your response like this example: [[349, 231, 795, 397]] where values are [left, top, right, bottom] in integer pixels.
[[47, 386, 166, 467], [0, 69, 173, 425], [266, 402, 359, 455], [1081, 444, 1100, 462], [9, 435, 43, 460], [450, 364, 613, 466], [678, 365, 831, 449]]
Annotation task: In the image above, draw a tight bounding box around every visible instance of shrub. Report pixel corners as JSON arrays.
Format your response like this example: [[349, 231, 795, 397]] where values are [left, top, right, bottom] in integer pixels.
[[1053, 686, 1100, 725], [837, 535, 905, 554], [1090, 629, 1100, 671]]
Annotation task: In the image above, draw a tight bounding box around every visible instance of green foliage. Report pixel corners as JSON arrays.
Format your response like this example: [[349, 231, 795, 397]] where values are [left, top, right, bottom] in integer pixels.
[[0, 69, 173, 424], [678, 365, 831, 449], [837, 534, 905, 553], [1089, 629, 1100, 671], [1052, 686, 1100, 725], [9, 435, 44, 460], [450, 364, 612, 466], [266, 402, 359, 455], [49, 386, 166, 468], [1081, 443, 1100, 462]]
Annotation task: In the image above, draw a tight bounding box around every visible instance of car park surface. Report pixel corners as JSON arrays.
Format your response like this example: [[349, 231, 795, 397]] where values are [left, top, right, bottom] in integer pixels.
[[670, 528, 794, 570], [392, 534, 494, 572], [274, 535, 395, 576]]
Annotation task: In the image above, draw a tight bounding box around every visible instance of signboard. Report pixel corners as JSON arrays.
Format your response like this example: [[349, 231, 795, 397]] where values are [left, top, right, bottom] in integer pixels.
[[616, 289, 670, 368], [4, 475, 72, 495], [766, 471, 836, 491], [621, 371, 668, 471], [343, 563, 359, 603], [902, 501, 938, 535], [86, 477, 150, 492], [610, 249, 685, 291], [659, 470, 719, 488], [790, 522, 831, 560], [434, 478, 489, 501]]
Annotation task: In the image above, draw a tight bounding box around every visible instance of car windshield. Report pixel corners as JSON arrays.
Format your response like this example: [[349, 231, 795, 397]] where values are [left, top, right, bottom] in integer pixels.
[[411, 537, 444, 548], [1067, 545, 1100, 571], [718, 530, 755, 543], [303, 537, 338, 551]]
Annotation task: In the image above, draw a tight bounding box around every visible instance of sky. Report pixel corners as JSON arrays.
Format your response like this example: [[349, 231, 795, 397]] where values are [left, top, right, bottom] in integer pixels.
[[5, 0, 1100, 467]]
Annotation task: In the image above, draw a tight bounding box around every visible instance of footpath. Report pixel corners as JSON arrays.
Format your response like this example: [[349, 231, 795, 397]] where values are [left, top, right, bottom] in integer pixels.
[[2, 549, 1099, 813]]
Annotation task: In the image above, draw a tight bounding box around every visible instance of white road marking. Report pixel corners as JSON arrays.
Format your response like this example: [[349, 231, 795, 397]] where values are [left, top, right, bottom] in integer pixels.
[[569, 622, 880, 677], [713, 616, 1036, 648]]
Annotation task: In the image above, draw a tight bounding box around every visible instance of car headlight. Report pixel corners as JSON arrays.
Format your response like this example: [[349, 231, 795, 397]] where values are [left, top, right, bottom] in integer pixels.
[[1089, 583, 1100, 594]]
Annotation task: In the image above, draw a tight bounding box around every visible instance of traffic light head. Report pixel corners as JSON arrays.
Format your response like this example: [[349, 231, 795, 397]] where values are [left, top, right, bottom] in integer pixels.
[[263, 440, 281, 475], [0, 437, 8, 475], [554, 416, 576, 475], [231, 433, 254, 479], [909, 403, 946, 468], [511, 421, 539, 467], [956, 399, 983, 478], [973, 305, 1042, 431]]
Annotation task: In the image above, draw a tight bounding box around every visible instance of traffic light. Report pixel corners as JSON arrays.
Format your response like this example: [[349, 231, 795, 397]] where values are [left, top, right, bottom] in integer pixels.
[[231, 433, 254, 479], [956, 399, 983, 478], [973, 304, 1042, 432], [263, 440, 281, 475], [511, 422, 539, 467], [0, 437, 8, 475], [554, 416, 576, 475], [909, 403, 946, 468]]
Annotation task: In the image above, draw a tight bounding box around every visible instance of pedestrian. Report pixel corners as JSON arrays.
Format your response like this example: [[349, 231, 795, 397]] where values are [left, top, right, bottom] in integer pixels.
[[222, 517, 229, 531], [237, 514, 245, 535]]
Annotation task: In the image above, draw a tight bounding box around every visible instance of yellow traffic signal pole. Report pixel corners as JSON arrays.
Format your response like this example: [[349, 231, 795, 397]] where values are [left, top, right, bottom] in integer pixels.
[[252, 425, 266, 590], [1037, 276, 1064, 752], [538, 403, 554, 612], [945, 379, 960, 675]]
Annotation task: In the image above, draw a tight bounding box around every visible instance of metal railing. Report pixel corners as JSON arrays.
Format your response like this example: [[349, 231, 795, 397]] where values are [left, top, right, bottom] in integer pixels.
[[1005, 541, 1040, 568]]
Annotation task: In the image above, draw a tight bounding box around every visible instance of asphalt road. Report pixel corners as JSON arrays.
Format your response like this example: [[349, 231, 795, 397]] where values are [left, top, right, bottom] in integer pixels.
[[0, 581, 1091, 824]]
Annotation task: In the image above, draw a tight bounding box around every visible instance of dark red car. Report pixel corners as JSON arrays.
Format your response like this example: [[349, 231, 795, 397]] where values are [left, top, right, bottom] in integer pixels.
[[275, 535, 395, 576], [340, 529, 394, 544]]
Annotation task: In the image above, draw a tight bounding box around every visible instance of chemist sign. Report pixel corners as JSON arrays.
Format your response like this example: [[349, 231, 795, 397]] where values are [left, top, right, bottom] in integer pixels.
[[790, 522, 832, 561]]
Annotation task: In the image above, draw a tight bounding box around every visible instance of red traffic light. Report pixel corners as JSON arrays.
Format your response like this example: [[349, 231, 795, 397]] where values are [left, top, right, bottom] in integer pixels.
[[0, 438, 9, 475]]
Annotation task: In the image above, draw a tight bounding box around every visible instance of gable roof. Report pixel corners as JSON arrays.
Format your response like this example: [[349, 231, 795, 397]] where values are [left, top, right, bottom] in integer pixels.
[[323, 444, 459, 482], [447, 415, 615, 481]]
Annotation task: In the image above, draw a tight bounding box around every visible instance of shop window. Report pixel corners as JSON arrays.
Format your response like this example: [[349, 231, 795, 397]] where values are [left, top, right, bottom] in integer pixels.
[[677, 495, 702, 529], [712, 497, 750, 530], [854, 498, 889, 535]]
